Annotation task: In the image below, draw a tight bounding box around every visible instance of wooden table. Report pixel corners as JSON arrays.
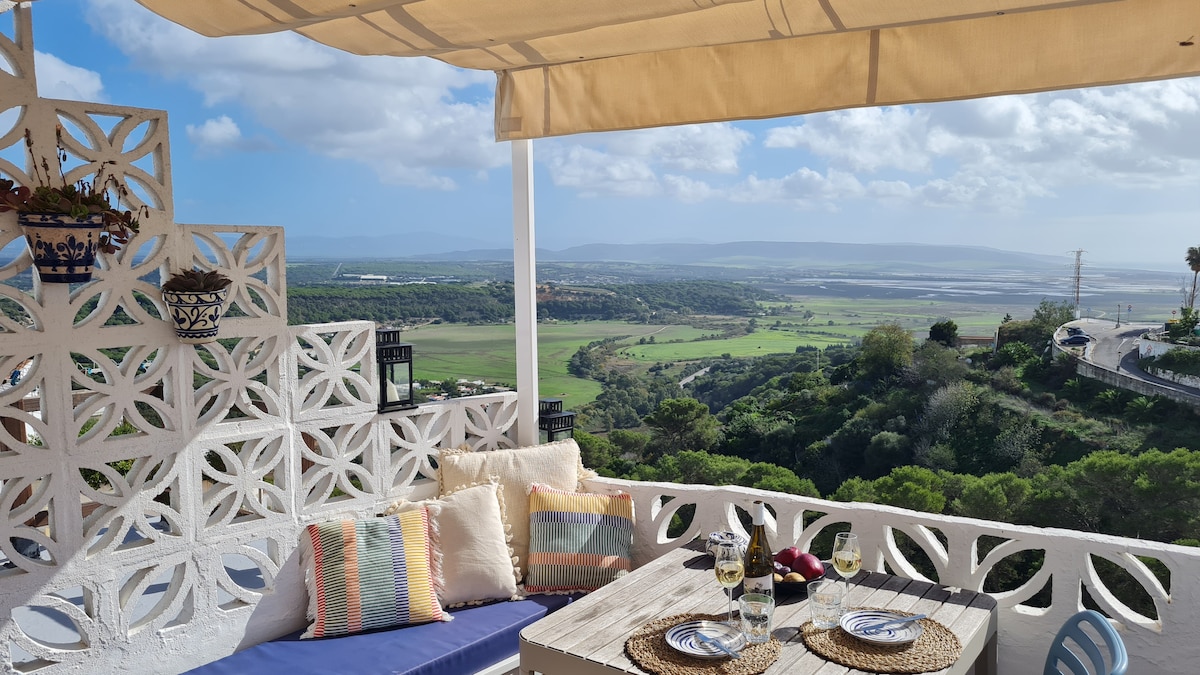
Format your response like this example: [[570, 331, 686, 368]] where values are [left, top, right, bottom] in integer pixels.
[[519, 545, 997, 675]]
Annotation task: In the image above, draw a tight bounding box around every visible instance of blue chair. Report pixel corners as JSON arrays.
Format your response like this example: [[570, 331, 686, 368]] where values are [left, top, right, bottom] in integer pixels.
[[1044, 610, 1128, 675]]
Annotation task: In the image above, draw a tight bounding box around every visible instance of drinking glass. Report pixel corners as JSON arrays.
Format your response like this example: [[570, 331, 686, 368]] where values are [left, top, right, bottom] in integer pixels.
[[739, 593, 774, 643], [713, 542, 744, 625], [832, 532, 861, 593], [807, 579, 845, 629]]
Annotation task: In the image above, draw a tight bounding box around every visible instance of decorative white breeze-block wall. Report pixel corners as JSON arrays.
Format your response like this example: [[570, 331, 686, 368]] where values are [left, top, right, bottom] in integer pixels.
[[0, 9, 519, 672]]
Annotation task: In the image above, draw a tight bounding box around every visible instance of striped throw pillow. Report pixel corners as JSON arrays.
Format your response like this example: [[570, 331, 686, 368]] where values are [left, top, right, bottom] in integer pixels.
[[525, 483, 634, 593], [299, 510, 446, 638]]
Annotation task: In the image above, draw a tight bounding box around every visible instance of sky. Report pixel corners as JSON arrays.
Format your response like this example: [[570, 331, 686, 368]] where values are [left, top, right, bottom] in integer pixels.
[[14, 0, 1200, 270]]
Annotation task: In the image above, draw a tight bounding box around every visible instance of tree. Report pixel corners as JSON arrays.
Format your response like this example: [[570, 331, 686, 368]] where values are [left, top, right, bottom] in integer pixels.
[[864, 431, 910, 477], [660, 450, 747, 486], [928, 319, 958, 347], [1187, 246, 1200, 309], [949, 473, 1031, 523], [830, 476, 877, 503], [643, 398, 722, 458], [740, 463, 820, 496], [991, 341, 1036, 368], [997, 299, 1075, 352], [1125, 396, 1160, 423], [608, 429, 652, 459], [574, 430, 618, 469], [1026, 450, 1200, 542], [913, 382, 980, 451], [1031, 299, 1075, 334], [1094, 388, 1128, 414], [858, 323, 914, 381], [1168, 306, 1199, 340], [871, 466, 946, 513], [911, 341, 967, 386]]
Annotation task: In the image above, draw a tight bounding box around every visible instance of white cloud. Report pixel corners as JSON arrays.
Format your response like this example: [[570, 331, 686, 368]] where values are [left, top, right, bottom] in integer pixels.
[[866, 180, 915, 203], [662, 174, 714, 202], [766, 107, 932, 173], [84, 0, 502, 190], [757, 79, 1200, 212], [732, 169, 864, 207], [542, 145, 660, 197], [540, 123, 749, 199], [185, 115, 268, 155], [603, 124, 751, 174], [34, 50, 105, 101]]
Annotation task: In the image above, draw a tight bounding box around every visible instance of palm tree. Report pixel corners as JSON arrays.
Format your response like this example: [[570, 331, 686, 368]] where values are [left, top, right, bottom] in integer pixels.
[[1126, 396, 1158, 423], [1187, 246, 1200, 309]]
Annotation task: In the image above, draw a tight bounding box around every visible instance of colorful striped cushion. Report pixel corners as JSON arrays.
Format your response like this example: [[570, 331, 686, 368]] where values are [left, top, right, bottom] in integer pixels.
[[438, 439, 595, 582], [525, 483, 634, 593], [299, 510, 446, 638]]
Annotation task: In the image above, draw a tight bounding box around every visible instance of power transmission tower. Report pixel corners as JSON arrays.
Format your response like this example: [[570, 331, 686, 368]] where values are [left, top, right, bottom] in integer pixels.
[[1071, 249, 1085, 315]]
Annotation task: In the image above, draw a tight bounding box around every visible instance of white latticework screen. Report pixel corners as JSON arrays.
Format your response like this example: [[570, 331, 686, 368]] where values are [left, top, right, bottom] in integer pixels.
[[0, 9, 520, 673]]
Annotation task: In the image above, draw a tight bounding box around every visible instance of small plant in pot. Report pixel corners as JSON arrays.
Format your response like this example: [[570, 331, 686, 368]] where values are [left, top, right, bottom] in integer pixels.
[[161, 268, 233, 344], [0, 127, 146, 283]]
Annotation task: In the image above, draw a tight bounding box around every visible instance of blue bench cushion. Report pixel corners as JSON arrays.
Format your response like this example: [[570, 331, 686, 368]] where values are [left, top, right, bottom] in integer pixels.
[[185, 594, 580, 675]]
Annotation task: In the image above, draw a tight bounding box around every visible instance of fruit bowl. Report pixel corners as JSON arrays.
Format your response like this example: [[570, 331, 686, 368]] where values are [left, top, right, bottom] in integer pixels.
[[773, 578, 810, 595], [771, 547, 828, 593], [772, 562, 828, 594]]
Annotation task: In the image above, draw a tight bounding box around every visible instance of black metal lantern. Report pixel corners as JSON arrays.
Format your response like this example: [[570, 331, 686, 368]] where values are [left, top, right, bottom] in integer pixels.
[[538, 397, 576, 441], [376, 329, 417, 412]]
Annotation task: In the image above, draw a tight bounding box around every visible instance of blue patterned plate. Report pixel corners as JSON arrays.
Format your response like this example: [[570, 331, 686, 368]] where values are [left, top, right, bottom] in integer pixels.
[[664, 620, 747, 659], [840, 610, 924, 645]]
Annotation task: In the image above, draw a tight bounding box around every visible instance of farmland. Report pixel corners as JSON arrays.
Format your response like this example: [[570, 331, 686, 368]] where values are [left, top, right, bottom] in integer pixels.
[[302, 257, 1184, 408], [405, 296, 1022, 406], [406, 322, 704, 404]]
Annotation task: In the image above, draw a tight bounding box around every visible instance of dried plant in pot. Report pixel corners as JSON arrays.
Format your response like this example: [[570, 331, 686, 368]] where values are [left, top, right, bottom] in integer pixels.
[[161, 268, 233, 344], [0, 127, 146, 283]]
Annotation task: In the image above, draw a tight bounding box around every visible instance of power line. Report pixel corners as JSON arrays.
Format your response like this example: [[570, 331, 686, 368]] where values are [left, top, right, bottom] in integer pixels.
[[1071, 249, 1085, 310]]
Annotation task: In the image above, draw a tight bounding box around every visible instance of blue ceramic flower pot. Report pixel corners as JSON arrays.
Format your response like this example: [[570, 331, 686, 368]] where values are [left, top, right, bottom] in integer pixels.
[[162, 287, 229, 344], [19, 213, 104, 283]]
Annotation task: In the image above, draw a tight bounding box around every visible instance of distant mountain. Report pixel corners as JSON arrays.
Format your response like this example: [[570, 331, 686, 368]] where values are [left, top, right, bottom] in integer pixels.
[[395, 241, 1071, 273], [286, 232, 507, 259]]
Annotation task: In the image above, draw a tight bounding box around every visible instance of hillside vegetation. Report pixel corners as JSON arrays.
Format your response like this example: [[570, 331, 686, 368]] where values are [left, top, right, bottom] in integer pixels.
[[287, 280, 777, 325], [575, 301, 1200, 551]]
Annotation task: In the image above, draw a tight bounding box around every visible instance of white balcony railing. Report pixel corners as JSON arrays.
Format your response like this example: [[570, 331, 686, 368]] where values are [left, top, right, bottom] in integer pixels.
[[583, 477, 1200, 674]]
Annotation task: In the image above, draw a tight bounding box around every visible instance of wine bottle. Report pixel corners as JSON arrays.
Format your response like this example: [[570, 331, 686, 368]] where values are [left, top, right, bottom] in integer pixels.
[[743, 500, 774, 596]]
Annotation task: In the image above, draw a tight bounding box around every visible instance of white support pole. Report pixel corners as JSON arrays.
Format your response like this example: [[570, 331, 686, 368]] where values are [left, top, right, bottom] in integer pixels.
[[512, 139, 539, 446]]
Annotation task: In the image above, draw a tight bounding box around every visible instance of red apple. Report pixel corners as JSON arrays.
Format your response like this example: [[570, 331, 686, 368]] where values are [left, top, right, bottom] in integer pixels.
[[773, 546, 800, 568], [791, 552, 825, 580]]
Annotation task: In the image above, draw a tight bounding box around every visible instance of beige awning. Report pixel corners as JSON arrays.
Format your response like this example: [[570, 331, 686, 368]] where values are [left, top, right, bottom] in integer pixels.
[[137, 0, 1200, 140]]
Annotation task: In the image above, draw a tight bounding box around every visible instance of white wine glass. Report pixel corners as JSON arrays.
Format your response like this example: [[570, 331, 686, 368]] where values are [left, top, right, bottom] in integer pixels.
[[832, 532, 861, 594], [713, 542, 744, 625]]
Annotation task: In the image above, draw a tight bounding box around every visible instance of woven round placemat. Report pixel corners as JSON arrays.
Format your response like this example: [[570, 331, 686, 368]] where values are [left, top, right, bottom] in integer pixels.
[[799, 609, 962, 674], [625, 613, 781, 675]]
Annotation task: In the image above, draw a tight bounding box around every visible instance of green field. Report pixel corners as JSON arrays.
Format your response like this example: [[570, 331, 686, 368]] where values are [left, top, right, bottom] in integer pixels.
[[775, 297, 1011, 337], [406, 297, 1018, 407], [619, 328, 838, 360], [406, 322, 702, 406]]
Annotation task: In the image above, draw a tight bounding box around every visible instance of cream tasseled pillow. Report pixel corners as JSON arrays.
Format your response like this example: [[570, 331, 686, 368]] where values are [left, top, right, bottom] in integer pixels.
[[438, 439, 594, 581], [386, 481, 520, 607]]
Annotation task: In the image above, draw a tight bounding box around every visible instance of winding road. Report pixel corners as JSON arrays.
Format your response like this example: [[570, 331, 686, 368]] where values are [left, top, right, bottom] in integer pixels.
[[1060, 318, 1200, 398]]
